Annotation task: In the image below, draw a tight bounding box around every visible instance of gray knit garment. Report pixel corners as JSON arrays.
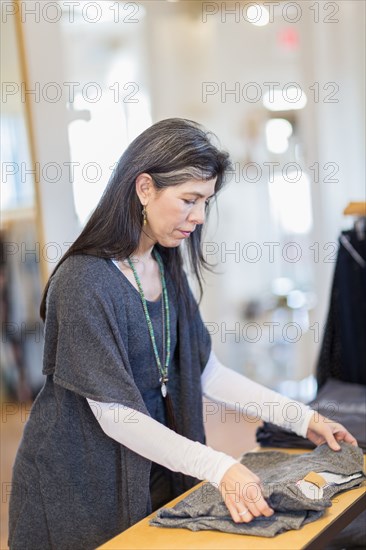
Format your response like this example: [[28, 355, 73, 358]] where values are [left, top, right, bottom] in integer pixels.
[[149, 443, 365, 537]]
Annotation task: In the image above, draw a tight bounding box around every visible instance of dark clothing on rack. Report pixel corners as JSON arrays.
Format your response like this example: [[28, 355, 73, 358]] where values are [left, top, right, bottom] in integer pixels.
[[150, 443, 365, 537], [8, 253, 211, 550], [317, 228, 366, 388], [256, 378, 366, 451]]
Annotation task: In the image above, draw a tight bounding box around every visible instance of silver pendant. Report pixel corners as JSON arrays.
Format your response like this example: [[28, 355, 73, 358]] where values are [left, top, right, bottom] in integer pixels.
[[161, 382, 167, 398]]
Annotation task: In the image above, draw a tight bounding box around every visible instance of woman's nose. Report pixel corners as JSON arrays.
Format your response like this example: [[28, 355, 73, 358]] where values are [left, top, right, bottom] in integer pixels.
[[188, 203, 205, 225]]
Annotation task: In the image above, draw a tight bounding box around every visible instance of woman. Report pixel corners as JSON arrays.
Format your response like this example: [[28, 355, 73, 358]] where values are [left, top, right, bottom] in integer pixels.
[[9, 118, 357, 549]]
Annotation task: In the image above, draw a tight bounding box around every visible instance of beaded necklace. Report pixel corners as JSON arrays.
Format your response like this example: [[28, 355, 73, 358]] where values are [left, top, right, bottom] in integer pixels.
[[127, 249, 170, 398]]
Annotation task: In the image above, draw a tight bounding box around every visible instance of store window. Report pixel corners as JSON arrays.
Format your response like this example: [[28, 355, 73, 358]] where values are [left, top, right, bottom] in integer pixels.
[[59, 0, 152, 225], [1, 3, 44, 400]]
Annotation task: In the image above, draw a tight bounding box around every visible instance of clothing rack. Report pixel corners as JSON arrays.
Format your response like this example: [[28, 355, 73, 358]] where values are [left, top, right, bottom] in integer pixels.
[[343, 202, 366, 216], [343, 202, 366, 241]]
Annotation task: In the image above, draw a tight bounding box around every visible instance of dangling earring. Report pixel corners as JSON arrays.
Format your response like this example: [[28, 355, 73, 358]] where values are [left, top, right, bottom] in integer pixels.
[[142, 204, 147, 226]]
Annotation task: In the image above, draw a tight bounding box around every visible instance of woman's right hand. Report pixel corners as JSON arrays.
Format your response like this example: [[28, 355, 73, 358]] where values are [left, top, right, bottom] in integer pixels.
[[218, 463, 274, 523]]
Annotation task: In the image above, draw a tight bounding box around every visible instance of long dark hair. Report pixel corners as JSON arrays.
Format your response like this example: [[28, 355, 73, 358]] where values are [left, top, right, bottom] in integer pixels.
[[40, 118, 232, 321]]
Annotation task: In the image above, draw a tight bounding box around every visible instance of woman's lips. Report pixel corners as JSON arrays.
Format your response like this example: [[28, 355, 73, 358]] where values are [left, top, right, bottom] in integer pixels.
[[178, 230, 191, 237]]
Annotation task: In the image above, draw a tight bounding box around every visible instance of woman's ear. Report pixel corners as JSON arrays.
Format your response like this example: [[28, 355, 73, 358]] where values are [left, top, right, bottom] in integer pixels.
[[135, 173, 154, 205]]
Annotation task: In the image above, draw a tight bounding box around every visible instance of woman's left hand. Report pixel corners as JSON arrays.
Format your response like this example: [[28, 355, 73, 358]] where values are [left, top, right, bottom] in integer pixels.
[[306, 412, 358, 451]]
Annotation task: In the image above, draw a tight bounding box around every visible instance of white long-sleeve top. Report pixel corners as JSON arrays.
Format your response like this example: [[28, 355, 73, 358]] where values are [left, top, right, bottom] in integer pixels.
[[87, 350, 315, 487]]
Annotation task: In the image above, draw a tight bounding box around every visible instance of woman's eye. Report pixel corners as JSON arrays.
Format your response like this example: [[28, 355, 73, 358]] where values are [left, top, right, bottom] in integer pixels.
[[183, 198, 211, 206]]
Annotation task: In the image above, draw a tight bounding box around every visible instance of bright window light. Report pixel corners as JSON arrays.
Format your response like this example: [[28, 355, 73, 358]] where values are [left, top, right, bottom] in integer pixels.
[[271, 277, 294, 296], [287, 290, 307, 309], [269, 171, 313, 234], [265, 119, 293, 154], [106, 57, 152, 142], [263, 87, 307, 111], [60, 1, 146, 25], [247, 5, 270, 26], [68, 92, 128, 226]]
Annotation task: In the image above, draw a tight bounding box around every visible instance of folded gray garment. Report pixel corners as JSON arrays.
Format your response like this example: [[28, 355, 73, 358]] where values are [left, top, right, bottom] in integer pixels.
[[149, 443, 365, 537]]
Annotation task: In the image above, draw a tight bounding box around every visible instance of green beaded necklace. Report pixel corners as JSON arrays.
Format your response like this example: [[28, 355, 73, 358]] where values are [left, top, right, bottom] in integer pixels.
[[127, 249, 171, 398]]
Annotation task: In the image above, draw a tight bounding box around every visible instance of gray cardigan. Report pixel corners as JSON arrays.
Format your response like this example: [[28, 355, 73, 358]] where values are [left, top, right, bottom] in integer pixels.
[[8, 253, 211, 550]]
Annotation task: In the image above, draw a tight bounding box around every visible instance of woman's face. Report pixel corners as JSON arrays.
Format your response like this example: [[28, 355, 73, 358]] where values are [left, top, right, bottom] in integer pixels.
[[139, 176, 217, 248]]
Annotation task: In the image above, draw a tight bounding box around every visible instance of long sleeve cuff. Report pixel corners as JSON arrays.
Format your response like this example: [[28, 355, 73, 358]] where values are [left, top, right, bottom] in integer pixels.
[[87, 398, 238, 487], [201, 350, 315, 438]]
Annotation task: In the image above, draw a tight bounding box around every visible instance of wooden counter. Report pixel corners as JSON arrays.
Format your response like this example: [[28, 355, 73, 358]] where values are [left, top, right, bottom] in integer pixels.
[[98, 448, 366, 550]]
